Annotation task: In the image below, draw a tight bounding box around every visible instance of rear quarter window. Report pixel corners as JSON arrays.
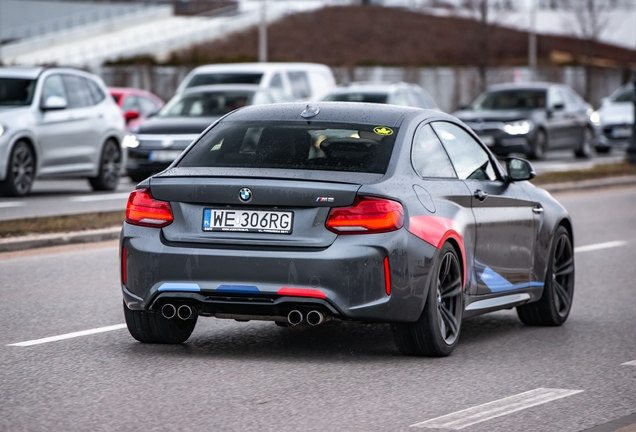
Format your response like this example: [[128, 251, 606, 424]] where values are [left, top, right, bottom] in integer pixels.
[[177, 121, 398, 174]]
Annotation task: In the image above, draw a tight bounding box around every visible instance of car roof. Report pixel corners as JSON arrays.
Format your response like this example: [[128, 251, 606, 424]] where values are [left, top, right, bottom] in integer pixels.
[[331, 82, 418, 93], [0, 67, 44, 79], [181, 84, 264, 94], [189, 62, 332, 73], [223, 101, 429, 127], [486, 82, 560, 92]]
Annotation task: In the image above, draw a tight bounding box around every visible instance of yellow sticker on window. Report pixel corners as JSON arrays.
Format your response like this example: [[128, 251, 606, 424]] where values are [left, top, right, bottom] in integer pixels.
[[373, 126, 394, 136]]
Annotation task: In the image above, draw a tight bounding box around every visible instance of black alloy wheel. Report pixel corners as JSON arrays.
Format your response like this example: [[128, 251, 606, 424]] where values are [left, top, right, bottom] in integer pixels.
[[528, 129, 547, 160], [574, 128, 594, 158], [89, 139, 121, 191], [517, 225, 574, 326], [1, 140, 35, 197], [392, 243, 464, 357]]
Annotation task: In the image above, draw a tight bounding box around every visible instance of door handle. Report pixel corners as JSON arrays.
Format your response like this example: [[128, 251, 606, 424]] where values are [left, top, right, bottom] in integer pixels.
[[474, 190, 488, 202], [532, 205, 544, 214]]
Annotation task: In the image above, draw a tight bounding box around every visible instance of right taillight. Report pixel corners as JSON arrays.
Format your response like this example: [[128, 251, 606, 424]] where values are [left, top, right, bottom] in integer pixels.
[[125, 188, 173, 228], [326, 196, 404, 234]]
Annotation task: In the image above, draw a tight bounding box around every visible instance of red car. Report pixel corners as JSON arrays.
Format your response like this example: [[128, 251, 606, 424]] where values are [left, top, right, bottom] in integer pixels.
[[109, 87, 164, 131]]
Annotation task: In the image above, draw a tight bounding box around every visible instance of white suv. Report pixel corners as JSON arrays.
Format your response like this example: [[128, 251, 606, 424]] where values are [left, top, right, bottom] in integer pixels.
[[176, 63, 336, 101], [0, 67, 125, 196]]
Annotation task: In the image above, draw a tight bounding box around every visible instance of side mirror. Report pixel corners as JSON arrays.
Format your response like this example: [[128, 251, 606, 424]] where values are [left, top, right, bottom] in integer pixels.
[[552, 102, 565, 111], [506, 157, 536, 182], [41, 95, 67, 111], [124, 110, 140, 122]]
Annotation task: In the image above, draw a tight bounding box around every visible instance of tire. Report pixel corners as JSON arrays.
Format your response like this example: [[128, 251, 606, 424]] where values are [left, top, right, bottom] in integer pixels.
[[89, 139, 121, 191], [391, 243, 464, 357], [517, 225, 574, 326], [527, 129, 547, 160], [123, 301, 197, 344], [1, 140, 35, 197], [574, 128, 594, 158]]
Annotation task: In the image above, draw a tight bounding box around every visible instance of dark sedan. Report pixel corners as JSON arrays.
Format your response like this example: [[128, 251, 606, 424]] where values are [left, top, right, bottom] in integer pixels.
[[123, 84, 291, 182], [453, 82, 595, 160], [121, 102, 575, 357]]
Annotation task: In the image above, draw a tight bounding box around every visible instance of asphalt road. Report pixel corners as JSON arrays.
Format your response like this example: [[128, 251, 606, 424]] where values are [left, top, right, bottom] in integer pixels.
[[0, 149, 628, 222], [0, 185, 635, 431]]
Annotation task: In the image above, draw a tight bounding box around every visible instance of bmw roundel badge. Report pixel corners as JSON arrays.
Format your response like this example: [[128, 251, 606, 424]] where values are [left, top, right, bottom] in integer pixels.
[[239, 187, 252, 202]]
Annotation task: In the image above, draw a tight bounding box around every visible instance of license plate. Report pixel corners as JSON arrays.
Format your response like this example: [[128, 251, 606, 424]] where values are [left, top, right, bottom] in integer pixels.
[[149, 150, 182, 162], [479, 135, 495, 146], [203, 209, 293, 234], [612, 126, 631, 138]]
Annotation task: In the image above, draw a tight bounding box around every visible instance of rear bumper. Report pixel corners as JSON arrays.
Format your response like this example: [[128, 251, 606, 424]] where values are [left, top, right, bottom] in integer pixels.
[[121, 223, 437, 323]]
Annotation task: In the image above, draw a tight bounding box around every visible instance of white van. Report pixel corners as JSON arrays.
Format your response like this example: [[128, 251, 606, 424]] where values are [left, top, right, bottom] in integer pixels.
[[176, 63, 336, 101]]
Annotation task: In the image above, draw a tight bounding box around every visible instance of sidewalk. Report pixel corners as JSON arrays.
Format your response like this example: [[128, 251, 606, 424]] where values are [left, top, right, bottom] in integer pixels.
[[1, 175, 635, 254]]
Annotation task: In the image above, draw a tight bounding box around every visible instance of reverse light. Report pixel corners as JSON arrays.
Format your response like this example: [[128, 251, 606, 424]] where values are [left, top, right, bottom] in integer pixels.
[[326, 196, 404, 234], [125, 188, 173, 228], [502, 120, 532, 135], [122, 134, 140, 148]]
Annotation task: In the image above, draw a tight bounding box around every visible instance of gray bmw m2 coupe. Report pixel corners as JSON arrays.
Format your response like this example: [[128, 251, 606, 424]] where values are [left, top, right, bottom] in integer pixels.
[[121, 102, 574, 357]]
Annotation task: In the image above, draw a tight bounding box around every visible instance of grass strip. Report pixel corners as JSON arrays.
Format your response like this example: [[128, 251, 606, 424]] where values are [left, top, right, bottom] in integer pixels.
[[0, 211, 125, 238], [531, 162, 636, 185]]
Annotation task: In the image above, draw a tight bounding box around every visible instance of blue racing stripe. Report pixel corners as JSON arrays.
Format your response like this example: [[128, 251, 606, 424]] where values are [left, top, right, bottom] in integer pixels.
[[158, 282, 201, 292], [480, 267, 543, 293], [216, 284, 260, 294]]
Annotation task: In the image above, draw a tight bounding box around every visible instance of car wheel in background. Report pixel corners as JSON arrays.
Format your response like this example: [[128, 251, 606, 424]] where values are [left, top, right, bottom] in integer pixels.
[[528, 129, 547, 160], [89, 139, 121, 191], [391, 243, 464, 357], [123, 301, 197, 344], [574, 128, 594, 158], [1, 140, 35, 197], [517, 225, 574, 326]]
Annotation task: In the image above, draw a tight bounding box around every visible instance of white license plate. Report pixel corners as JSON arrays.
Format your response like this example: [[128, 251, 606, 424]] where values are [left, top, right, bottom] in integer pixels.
[[612, 127, 631, 138], [149, 150, 182, 162], [203, 209, 293, 234], [479, 135, 495, 146]]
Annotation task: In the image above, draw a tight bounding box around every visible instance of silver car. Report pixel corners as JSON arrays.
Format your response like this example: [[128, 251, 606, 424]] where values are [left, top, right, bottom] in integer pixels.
[[591, 83, 633, 153], [0, 67, 125, 196]]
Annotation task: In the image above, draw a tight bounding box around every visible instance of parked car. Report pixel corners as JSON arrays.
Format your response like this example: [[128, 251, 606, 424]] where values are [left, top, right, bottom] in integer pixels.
[[109, 87, 164, 131], [175, 63, 336, 101], [453, 82, 595, 160], [121, 101, 574, 357], [0, 67, 125, 197], [124, 84, 292, 182], [591, 83, 633, 153], [322, 82, 438, 110]]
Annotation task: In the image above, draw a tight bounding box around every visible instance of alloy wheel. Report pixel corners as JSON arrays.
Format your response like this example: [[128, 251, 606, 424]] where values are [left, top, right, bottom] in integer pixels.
[[10, 143, 35, 195], [436, 251, 463, 345], [551, 233, 574, 317]]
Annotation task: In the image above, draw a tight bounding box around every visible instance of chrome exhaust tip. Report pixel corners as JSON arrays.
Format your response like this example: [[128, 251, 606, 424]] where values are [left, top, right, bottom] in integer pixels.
[[177, 304, 194, 320], [287, 310, 304, 326], [161, 303, 176, 320], [306, 310, 325, 326]]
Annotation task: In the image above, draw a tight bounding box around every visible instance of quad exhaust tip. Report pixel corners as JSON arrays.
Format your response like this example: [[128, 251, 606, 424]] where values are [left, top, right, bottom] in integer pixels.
[[161, 304, 177, 319], [177, 305, 194, 320], [287, 310, 304, 326], [306, 310, 325, 326]]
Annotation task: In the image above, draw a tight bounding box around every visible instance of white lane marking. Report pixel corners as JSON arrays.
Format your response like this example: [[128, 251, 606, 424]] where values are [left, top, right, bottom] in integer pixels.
[[69, 193, 131, 202], [6, 324, 126, 347], [0, 202, 25, 208], [622, 360, 636, 366], [574, 241, 627, 254], [410, 388, 584, 429]]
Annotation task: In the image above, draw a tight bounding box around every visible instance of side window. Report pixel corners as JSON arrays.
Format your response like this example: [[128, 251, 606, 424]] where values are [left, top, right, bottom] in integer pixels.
[[87, 79, 105, 104], [411, 90, 436, 109], [61, 75, 94, 108], [269, 73, 283, 89], [122, 95, 140, 112], [392, 90, 411, 106], [548, 86, 565, 108], [252, 91, 274, 105], [411, 123, 456, 178], [287, 71, 311, 99], [138, 97, 160, 116], [41, 74, 67, 105], [431, 122, 497, 181]]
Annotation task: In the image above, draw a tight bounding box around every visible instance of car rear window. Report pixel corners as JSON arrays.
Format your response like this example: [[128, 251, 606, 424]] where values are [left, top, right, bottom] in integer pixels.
[[186, 73, 264, 87], [324, 92, 389, 104], [177, 121, 398, 174]]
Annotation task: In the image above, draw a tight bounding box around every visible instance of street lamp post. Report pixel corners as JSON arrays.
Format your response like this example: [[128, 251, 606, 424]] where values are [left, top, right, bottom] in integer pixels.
[[629, 71, 636, 164], [258, 0, 267, 63]]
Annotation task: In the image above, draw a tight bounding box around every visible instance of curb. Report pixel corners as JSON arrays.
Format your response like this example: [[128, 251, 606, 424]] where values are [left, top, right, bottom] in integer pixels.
[[1, 176, 635, 254], [0, 226, 121, 253]]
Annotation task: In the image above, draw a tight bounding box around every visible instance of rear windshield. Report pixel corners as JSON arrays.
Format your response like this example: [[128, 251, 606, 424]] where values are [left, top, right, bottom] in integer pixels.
[[324, 92, 389, 104], [0, 78, 36, 106], [470, 89, 546, 110], [177, 121, 398, 174], [158, 91, 254, 117], [186, 73, 264, 88]]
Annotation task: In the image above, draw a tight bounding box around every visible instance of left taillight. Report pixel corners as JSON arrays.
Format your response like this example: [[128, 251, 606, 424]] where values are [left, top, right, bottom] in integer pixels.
[[326, 196, 404, 234], [125, 188, 173, 228]]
